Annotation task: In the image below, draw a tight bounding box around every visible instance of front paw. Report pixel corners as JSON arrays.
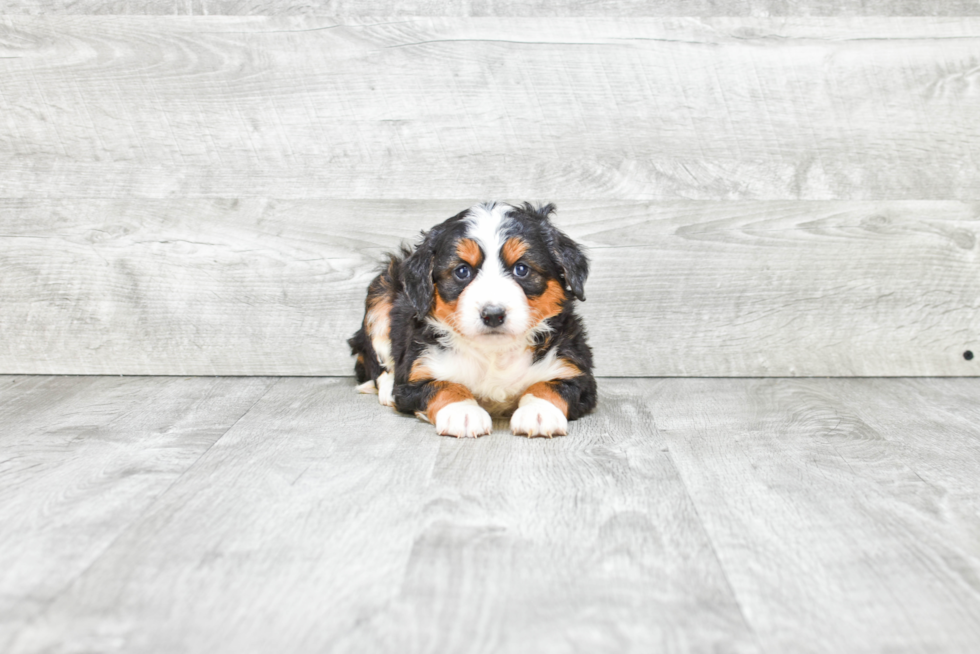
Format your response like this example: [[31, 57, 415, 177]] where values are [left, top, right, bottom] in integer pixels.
[[376, 371, 395, 407], [434, 399, 492, 438], [510, 395, 568, 438]]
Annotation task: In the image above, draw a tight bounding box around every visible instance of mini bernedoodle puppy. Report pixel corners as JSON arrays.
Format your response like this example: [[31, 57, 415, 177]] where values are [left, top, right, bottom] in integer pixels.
[[349, 202, 596, 438]]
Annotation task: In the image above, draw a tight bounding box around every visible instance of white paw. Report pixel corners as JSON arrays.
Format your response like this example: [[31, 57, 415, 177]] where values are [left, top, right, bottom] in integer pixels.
[[435, 399, 492, 438], [510, 395, 567, 438], [377, 371, 395, 407], [355, 380, 377, 394]]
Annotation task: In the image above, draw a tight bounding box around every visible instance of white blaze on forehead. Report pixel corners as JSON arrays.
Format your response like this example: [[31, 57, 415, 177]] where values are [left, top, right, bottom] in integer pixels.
[[463, 202, 510, 268], [457, 203, 530, 338]]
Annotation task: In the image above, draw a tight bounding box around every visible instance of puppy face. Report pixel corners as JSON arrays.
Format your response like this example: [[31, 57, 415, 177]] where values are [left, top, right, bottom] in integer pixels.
[[404, 203, 588, 343]]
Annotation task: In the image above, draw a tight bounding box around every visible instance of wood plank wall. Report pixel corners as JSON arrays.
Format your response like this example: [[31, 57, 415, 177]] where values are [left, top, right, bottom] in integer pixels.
[[4, 2, 980, 16], [0, 6, 977, 376]]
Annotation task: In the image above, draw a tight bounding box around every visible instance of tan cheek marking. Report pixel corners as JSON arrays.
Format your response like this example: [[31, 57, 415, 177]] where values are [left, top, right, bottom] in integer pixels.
[[432, 287, 458, 324], [426, 382, 475, 423], [409, 360, 433, 384], [524, 381, 569, 417], [456, 238, 483, 268], [528, 279, 566, 323], [433, 284, 472, 333], [501, 237, 528, 267]]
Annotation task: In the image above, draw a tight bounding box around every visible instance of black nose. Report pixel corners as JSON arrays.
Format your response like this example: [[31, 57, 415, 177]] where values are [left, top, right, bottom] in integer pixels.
[[480, 306, 506, 328]]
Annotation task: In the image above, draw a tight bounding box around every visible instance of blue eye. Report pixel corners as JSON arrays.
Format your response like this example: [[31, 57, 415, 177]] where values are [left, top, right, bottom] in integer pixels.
[[453, 264, 471, 281], [513, 263, 530, 278]]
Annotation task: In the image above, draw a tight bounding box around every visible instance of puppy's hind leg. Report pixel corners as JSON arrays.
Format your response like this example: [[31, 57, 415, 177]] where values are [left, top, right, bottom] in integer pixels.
[[349, 330, 382, 392]]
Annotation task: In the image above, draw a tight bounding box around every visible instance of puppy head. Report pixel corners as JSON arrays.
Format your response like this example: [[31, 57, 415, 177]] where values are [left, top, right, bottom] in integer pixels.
[[404, 202, 588, 343]]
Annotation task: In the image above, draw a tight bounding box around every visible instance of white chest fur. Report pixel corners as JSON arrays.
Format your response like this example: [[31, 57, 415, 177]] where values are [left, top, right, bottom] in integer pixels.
[[419, 336, 574, 416]]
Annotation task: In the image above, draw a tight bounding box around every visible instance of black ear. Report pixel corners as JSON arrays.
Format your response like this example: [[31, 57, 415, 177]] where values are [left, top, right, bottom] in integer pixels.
[[536, 207, 589, 302], [551, 229, 589, 301], [402, 227, 440, 318]]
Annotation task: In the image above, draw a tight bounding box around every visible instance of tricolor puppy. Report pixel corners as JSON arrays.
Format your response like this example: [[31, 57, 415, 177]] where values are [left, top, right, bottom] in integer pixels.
[[349, 202, 596, 438]]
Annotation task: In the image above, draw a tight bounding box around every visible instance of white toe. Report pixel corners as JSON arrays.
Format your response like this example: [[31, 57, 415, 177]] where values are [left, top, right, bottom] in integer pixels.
[[356, 380, 377, 394], [435, 399, 493, 438], [510, 395, 568, 438], [377, 371, 395, 407]]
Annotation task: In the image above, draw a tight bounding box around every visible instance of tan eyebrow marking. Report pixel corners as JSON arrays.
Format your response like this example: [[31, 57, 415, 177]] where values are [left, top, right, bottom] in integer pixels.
[[456, 238, 483, 268], [501, 237, 528, 268]]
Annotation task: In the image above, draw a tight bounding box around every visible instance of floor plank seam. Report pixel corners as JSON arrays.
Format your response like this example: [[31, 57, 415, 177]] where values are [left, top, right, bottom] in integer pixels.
[[5, 378, 980, 651], [653, 422, 768, 653]]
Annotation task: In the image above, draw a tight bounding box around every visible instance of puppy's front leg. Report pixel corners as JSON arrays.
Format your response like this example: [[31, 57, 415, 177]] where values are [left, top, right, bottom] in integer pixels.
[[510, 381, 570, 438], [395, 380, 492, 438]]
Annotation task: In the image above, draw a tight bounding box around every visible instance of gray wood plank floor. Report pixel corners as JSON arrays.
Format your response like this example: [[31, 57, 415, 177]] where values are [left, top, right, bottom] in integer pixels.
[[3, 376, 979, 653]]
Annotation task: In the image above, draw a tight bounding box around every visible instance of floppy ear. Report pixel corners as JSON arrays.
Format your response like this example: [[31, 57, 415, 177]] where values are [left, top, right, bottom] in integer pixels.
[[550, 229, 589, 301], [538, 209, 589, 302], [402, 228, 440, 318]]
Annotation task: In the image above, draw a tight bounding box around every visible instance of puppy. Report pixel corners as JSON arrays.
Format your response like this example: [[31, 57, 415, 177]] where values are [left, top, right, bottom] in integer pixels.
[[348, 202, 596, 437]]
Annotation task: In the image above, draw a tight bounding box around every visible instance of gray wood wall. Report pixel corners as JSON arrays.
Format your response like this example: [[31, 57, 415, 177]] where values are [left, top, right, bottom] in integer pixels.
[[1, 6, 977, 376]]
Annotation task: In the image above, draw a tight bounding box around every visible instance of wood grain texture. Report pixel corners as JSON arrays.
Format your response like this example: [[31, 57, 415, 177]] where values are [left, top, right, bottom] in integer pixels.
[[4, 376, 980, 652], [1, 17, 980, 200], [333, 381, 759, 653], [824, 378, 980, 549], [2, 199, 976, 376], [6, 377, 760, 654], [0, 375, 273, 651], [5, 1, 980, 16], [650, 378, 980, 653]]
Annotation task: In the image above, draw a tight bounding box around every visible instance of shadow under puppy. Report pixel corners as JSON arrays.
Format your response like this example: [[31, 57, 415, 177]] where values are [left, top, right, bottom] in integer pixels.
[[349, 202, 596, 437]]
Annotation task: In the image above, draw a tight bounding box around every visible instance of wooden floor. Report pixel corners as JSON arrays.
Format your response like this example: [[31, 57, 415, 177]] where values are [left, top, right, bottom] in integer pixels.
[[2, 376, 979, 653]]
